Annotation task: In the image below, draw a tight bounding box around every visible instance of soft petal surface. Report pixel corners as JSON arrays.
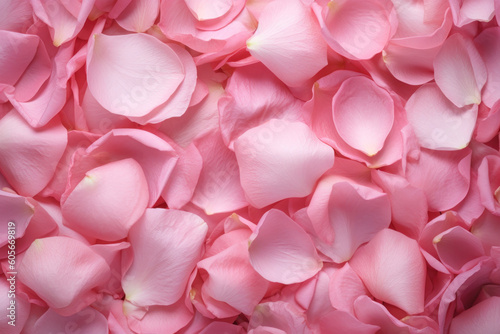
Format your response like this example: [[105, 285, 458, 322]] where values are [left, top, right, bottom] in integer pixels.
[[406, 83, 478, 150], [62, 158, 149, 241], [0, 111, 67, 197], [18, 236, 110, 314], [332, 76, 394, 156], [433, 33, 487, 107], [122, 209, 208, 307], [87, 33, 185, 118], [350, 229, 427, 314], [449, 296, 500, 334], [248, 209, 322, 284], [33, 307, 108, 334], [474, 27, 500, 108], [246, 0, 327, 86], [234, 119, 334, 208], [116, 0, 159, 32]]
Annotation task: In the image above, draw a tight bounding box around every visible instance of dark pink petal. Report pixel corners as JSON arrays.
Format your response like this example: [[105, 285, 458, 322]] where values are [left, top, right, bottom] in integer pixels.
[[350, 229, 427, 314], [248, 209, 322, 284], [234, 120, 334, 208], [246, 0, 327, 87], [122, 209, 207, 307], [475, 28, 500, 108], [0, 111, 67, 197]]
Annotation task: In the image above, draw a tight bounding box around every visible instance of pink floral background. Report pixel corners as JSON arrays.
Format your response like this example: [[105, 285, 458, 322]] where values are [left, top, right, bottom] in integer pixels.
[[1, 0, 500, 333]]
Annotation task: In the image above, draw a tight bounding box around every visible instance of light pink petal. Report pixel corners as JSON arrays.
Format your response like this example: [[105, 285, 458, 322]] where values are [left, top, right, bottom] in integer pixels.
[[126, 300, 193, 334], [62, 158, 149, 241], [406, 148, 472, 212], [248, 209, 322, 284], [317, 182, 391, 263], [477, 155, 500, 214], [218, 63, 303, 149], [246, 0, 327, 86], [0, 31, 38, 87], [0, 279, 30, 333], [449, 0, 495, 27], [406, 83, 478, 150], [116, 0, 159, 32], [18, 236, 110, 315], [198, 241, 269, 315], [0, 111, 67, 197], [34, 307, 108, 334], [434, 33, 487, 107], [314, 309, 380, 334], [234, 119, 334, 208], [184, 0, 234, 21], [248, 301, 308, 332], [350, 229, 427, 314], [64, 128, 177, 207], [383, 44, 439, 85], [0, 0, 33, 32], [449, 296, 500, 334], [329, 263, 370, 315], [0, 190, 33, 247], [191, 131, 248, 215], [200, 322, 246, 334], [332, 76, 394, 156], [433, 226, 485, 274], [474, 27, 500, 108], [87, 33, 184, 118], [472, 211, 500, 250], [390, 0, 452, 49], [319, 0, 396, 59], [122, 209, 208, 307], [31, 0, 95, 46]]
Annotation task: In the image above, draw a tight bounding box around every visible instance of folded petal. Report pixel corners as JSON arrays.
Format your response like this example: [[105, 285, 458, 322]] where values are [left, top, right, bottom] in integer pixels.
[[234, 119, 334, 208], [434, 33, 487, 107], [122, 209, 208, 307], [18, 236, 110, 315], [0, 31, 38, 87], [33, 307, 108, 334], [383, 44, 439, 85], [332, 76, 394, 156], [248, 209, 322, 284], [449, 296, 500, 334], [350, 229, 427, 314], [329, 263, 370, 315], [0, 111, 67, 197], [406, 83, 478, 150], [248, 301, 308, 332], [246, 0, 327, 86], [319, 0, 396, 59], [198, 241, 269, 315], [474, 27, 500, 108], [406, 148, 472, 212], [87, 33, 185, 118], [449, 0, 495, 27], [126, 300, 193, 334], [62, 158, 149, 241], [116, 0, 159, 32]]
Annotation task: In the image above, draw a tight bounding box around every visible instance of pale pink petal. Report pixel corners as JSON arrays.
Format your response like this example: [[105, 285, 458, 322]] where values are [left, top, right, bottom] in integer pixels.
[[198, 241, 269, 315], [477, 155, 500, 215], [474, 27, 500, 108], [234, 119, 334, 208], [319, 0, 396, 59], [87, 33, 184, 118], [350, 229, 427, 314], [248, 209, 322, 284], [433, 226, 485, 274], [33, 307, 108, 333], [31, 0, 95, 46], [0, 190, 33, 247], [449, 0, 495, 27], [383, 44, 439, 85], [332, 76, 394, 156], [122, 209, 208, 307], [329, 263, 370, 315], [248, 301, 308, 332], [406, 148, 472, 212], [62, 158, 149, 241], [0, 279, 30, 333], [0, 111, 67, 197], [218, 63, 303, 149], [126, 300, 193, 334], [116, 0, 159, 32], [246, 0, 327, 86], [184, 0, 240, 21], [18, 236, 110, 315], [449, 296, 500, 334], [317, 182, 391, 263], [0, 31, 39, 87], [191, 131, 248, 215], [314, 309, 380, 334], [434, 33, 487, 107], [390, 0, 452, 49], [0, 0, 33, 32], [405, 83, 478, 150]]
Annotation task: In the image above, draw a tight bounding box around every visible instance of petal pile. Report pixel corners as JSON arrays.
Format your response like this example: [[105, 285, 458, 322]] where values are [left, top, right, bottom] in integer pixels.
[[1, 1, 500, 333]]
